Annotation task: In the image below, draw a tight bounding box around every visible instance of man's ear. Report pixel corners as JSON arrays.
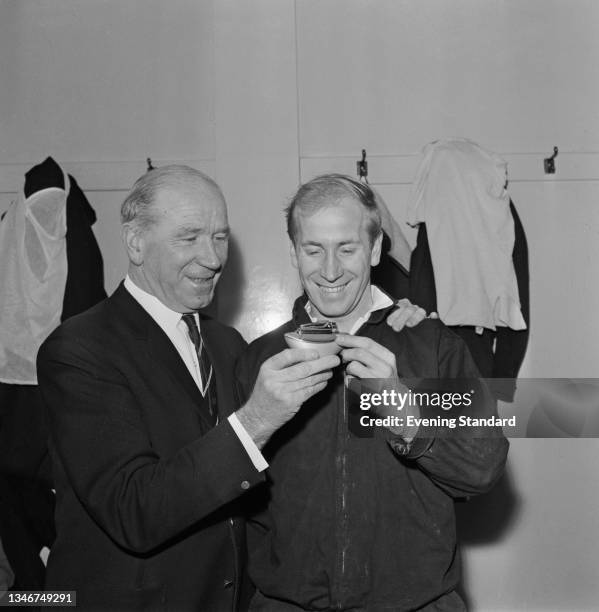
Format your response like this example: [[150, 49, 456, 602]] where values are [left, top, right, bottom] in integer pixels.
[[370, 231, 383, 267], [289, 238, 299, 269], [122, 224, 145, 266]]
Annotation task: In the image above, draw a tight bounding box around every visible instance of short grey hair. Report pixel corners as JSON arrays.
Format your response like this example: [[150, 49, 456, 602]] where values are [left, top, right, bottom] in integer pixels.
[[120, 165, 222, 232], [286, 173, 382, 245]]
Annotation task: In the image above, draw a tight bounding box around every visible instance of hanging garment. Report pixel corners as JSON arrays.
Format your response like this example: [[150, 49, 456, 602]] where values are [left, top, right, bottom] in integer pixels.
[[409, 201, 530, 402], [0, 158, 107, 590], [371, 233, 411, 300], [23, 156, 108, 321], [0, 171, 68, 384], [407, 138, 526, 331]]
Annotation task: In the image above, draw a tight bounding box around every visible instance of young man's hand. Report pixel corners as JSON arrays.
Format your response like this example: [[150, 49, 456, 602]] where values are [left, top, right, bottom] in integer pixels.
[[338, 335, 420, 439], [336, 334, 397, 378]]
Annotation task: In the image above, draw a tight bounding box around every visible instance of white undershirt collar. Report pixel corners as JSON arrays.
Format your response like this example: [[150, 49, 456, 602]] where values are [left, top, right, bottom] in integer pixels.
[[304, 285, 393, 335]]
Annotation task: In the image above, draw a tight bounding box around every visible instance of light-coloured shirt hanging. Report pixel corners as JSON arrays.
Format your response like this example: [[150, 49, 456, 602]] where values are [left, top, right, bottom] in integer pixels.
[[407, 138, 526, 332], [0, 172, 68, 384]]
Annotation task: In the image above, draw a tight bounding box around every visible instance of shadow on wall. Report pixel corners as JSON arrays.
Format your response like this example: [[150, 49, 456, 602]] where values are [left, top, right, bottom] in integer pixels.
[[455, 464, 520, 608]]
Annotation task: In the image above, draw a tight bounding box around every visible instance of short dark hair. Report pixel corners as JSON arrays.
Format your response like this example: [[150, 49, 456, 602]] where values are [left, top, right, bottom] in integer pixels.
[[286, 174, 382, 245]]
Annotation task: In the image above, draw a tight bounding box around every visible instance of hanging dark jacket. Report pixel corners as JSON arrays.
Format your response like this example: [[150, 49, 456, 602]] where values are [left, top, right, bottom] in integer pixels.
[[0, 157, 107, 589], [23, 156, 107, 320]]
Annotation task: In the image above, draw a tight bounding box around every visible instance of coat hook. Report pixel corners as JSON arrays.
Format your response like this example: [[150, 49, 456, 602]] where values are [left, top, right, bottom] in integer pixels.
[[543, 146, 558, 174], [356, 149, 368, 183], [146, 157, 155, 172]]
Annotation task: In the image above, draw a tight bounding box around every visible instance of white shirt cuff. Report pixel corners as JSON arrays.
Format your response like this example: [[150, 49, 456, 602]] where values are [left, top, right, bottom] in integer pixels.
[[227, 413, 269, 472]]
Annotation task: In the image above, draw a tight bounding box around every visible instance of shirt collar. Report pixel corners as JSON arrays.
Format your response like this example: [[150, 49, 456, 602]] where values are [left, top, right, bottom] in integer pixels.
[[124, 275, 196, 334], [304, 285, 394, 334]]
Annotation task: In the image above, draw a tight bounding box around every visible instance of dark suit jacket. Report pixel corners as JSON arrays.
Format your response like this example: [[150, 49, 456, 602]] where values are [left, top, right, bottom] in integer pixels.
[[37, 283, 265, 611]]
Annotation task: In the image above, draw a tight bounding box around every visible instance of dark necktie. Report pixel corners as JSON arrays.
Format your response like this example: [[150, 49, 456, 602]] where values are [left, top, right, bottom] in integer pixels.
[[181, 314, 216, 423]]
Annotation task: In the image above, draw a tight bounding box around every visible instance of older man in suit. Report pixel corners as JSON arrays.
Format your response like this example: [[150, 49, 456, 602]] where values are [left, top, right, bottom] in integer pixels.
[[36, 166, 345, 611]]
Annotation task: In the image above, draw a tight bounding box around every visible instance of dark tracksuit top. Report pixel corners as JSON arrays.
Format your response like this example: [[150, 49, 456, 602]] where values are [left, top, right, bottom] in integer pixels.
[[236, 294, 509, 612]]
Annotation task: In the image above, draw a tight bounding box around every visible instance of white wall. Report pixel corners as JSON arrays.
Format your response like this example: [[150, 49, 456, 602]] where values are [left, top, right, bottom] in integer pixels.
[[212, 0, 302, 339], [0, 0, 217, 293], [296, 0, 599, 155], [1, 1, 598, 609]]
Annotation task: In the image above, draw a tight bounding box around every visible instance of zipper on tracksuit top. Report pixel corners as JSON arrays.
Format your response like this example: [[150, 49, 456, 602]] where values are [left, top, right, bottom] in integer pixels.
[[332, 369, 350, 609]]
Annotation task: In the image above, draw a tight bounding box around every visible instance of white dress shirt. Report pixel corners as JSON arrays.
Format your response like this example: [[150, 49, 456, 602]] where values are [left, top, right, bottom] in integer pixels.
[[124, 276, 267, 472]]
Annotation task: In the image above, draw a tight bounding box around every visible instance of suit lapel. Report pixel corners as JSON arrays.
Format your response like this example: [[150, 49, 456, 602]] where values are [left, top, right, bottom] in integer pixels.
[[109, 283, 215, 430]]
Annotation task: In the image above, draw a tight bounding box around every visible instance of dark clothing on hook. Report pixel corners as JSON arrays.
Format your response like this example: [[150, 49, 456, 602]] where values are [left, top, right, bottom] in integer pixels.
[[0, 157, 107, 591], [382, 200, 529, 402], [24, 156, 107, 321]]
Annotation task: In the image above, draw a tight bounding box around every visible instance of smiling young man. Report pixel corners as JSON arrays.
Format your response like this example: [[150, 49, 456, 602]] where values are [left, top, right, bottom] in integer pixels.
[[290, 188, 381, 328], [237, 174, 509, 612]]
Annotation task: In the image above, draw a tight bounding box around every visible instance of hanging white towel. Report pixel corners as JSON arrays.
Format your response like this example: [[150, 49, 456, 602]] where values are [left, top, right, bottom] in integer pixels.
[[407, 138, 526, 331], [0, 171, 69, 384]]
